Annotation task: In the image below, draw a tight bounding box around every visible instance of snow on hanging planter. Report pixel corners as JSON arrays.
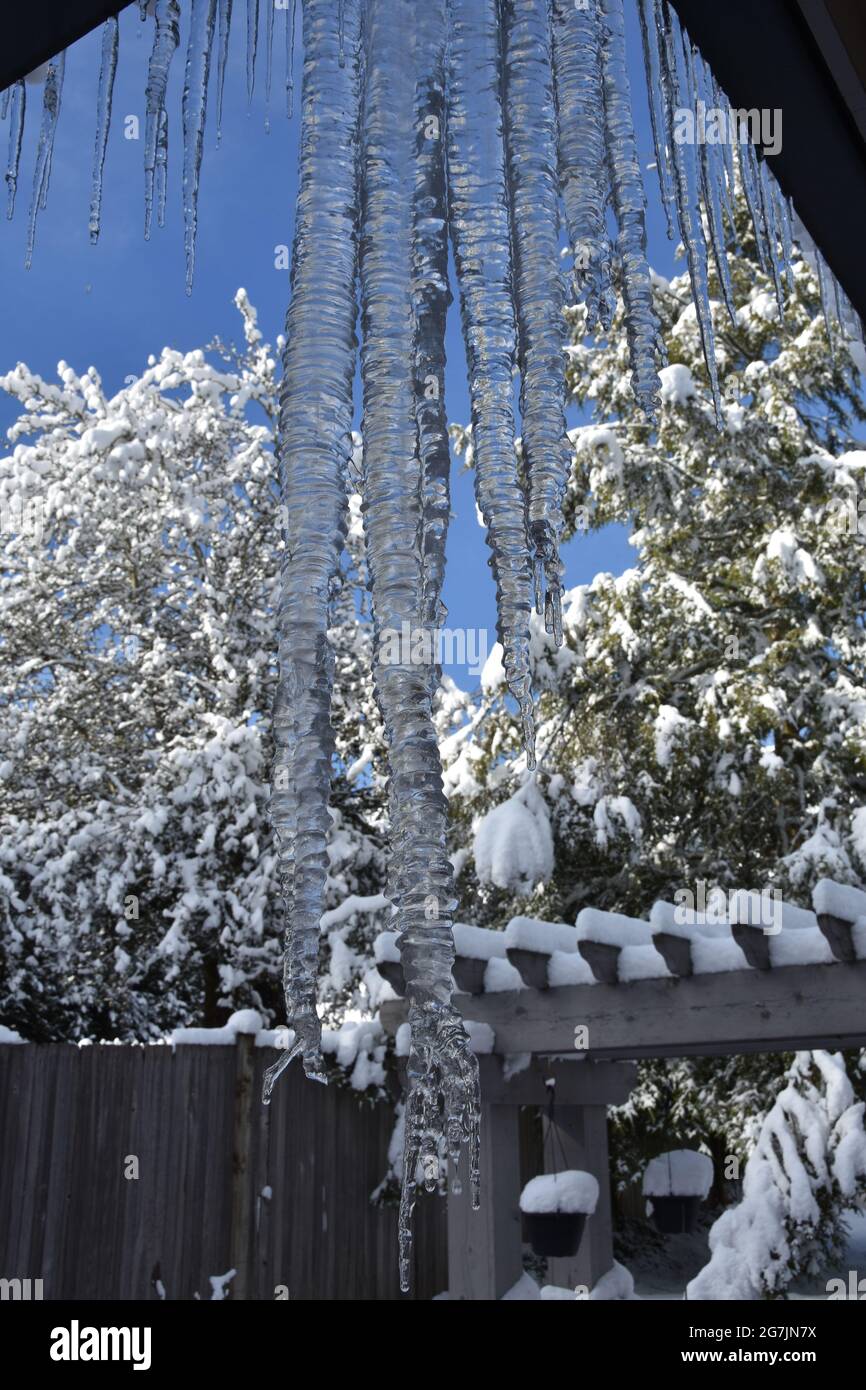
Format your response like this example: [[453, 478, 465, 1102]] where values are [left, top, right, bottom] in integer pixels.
[[520, 1171, 600, 1258], [3, 0, 865, 1289], [642, 1148, 713, 1235]]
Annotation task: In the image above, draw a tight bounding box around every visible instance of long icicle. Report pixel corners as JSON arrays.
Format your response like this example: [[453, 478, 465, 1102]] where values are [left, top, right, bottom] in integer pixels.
[[446, 0, 535, 766], [146, 1, 181, 240], [503, 0, 570, 641], [246, 0, 259, 103], [412, 0, 452, 641], [361, 0, 479, 1294], [5, 82, 25, 221], [757, 152, 786, 320], [181, 0, 217, 293], [286, 0, 298, 118], [264, 0, 275, 130], [25, 54, 65, 269], [637, 0, 676, 241], [601, 0, 663, 419], [216, 0, 234, 144], [551, 0, 615, 331], [693, 41, 736, 324], [656, 0, 721, 424], [263, 0, 363, 1099], [89, 17, 119, 244]]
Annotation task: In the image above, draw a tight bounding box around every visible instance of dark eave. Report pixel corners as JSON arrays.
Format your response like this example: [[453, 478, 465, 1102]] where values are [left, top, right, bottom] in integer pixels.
[[0, 3, 133, 94], [671, 0, 866, 324]]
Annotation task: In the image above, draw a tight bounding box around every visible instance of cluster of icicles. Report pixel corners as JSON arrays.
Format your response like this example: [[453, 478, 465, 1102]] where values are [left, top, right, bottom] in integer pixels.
[[3, 0, 862, 1290]]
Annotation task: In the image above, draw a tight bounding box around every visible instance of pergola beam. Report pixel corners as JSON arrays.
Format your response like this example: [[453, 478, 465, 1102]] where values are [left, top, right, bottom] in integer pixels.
[[450, 961, 866, 1059]]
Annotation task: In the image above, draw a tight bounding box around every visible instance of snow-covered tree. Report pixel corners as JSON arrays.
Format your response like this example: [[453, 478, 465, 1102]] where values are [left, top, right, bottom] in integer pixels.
[[0, 293, 391, 1042], [449, 192, 866, 1197], [688, 1051, 866, 1299]]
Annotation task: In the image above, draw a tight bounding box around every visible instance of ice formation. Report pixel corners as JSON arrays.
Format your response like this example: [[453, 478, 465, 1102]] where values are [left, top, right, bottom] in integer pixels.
[[2, 0, 864, 1289]]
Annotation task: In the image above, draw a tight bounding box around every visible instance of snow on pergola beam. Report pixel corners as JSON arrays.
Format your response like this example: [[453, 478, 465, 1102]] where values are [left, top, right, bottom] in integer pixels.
[[0, 3, 132, 93], [670, 0, 866, 325]]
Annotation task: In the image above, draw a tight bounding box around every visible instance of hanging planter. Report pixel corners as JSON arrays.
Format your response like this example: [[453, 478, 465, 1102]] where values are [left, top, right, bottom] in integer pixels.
[[519, 1172, 599, 1259], [642, 1149, 713, 1236]]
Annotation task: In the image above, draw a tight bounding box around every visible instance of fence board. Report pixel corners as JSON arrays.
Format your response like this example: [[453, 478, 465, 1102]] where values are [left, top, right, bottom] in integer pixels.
[[0, 1044, 446, 1301]]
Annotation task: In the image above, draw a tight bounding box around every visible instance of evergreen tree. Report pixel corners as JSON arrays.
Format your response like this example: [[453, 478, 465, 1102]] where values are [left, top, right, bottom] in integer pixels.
[[0, 294, 390, 1041], [449, 193, 866, 1190]]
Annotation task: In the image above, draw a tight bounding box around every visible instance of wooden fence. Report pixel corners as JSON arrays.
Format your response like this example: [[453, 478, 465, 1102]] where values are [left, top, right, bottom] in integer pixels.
[[0, 1038, 446, 1300]]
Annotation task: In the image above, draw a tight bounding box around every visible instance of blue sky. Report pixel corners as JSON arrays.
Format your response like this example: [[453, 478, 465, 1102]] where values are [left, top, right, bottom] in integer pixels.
[[0, 2, 681, 685]]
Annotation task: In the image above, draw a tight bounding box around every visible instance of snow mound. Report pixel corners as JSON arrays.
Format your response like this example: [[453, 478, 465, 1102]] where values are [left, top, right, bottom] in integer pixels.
[[473, 781, 553, 895], [505, 915, 577, 954], [813, 878, 866, 923], [576, 907, 653, 947], [520, 1170, 599, 1215], [643, 1149, 713, 1199], [452, 922, 506, 960]]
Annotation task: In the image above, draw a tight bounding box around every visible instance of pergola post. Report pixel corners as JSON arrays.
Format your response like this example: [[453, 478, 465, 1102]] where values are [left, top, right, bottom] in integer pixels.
[[447, 1101, 523, 1300], [542, 1104, 616, 1293]]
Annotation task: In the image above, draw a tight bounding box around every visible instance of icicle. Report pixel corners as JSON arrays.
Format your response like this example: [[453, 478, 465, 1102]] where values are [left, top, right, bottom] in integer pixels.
[[246, 0, 259, 103], [446, 0, 535, 764], [264, 0, 275, 130], [361, 0, 479, 1295], [773, 177, 795, 292], [637, 0, 675, 241], [693, 41, 736, 324], [155, 107, 169, 228], [712, 71, 737, 235], [503, 0, 569, 640], [816, 249, 836, 361], [286, 0, 297, 119], [757, 154, 785, 320], [551, 0, 615, 330], [145, 0, 180, 240], [338, 0, 345, 67], [25, 55, 65, 269], [412, 0, 451, 642], [181, 0, 217, 293], [736, 122, 771, 276], [601, 0, 663, 419], [657, 0, 722, 424], [263, 0, 362, 1099], [5, 82, 25, 221], [1, 87, 10, 122], [216, 0, 234, 145], [89, 17, 119, 244]]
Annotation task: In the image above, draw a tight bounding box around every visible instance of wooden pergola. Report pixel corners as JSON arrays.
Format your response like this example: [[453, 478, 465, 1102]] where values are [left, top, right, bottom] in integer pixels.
[[377, 881, 866, 1299]]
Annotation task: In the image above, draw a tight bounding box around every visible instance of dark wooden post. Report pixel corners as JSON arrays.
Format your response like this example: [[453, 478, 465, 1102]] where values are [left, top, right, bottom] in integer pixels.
[[229, 1029, 256, 1299]]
